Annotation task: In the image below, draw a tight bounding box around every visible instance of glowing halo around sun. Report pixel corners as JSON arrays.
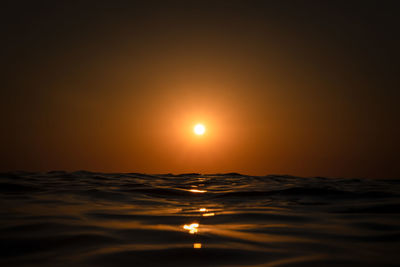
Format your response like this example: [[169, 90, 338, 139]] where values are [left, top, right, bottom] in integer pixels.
[[194, 124, 206, 135]]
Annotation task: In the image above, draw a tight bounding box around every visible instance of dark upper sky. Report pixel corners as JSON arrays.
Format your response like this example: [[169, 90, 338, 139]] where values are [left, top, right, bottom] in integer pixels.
[[1, 0, 399, 178]]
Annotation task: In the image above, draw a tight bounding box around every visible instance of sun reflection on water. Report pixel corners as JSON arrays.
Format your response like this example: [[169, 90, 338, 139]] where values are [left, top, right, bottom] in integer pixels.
[[183, 223, 199, 234], [193, 243, 202, 249], [189, 189, 206, 193]]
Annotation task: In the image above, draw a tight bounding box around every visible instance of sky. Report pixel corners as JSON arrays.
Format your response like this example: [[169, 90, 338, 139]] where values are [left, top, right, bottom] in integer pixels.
[[1, 0, 399, 178]]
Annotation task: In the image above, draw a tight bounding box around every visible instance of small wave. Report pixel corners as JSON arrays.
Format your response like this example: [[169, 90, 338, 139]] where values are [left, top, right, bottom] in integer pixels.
[[0, 182, 40, 193], [215, 186, 395, 199], [335, 203, 400, 214]]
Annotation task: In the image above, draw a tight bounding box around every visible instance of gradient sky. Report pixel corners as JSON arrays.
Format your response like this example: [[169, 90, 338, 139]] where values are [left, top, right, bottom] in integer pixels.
[[1, 1, 399, 178]]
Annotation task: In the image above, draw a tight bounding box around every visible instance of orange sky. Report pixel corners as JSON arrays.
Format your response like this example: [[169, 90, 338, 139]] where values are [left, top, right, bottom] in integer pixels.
[[1, 1, 399, 178]]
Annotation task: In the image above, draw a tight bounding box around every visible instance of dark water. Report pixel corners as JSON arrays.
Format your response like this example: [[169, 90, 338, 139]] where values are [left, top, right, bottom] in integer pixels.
[[0, 172, 399, 266]]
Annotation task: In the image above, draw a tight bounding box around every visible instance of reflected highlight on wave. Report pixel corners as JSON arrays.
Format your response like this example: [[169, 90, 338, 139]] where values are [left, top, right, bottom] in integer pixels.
[[188, 189, 207, 193], [183, 223, 199, 234], [193, 243, 202, 249]]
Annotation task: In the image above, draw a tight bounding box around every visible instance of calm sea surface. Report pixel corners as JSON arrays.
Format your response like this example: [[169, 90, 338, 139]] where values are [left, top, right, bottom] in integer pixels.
[[0, 171, 399, 266]]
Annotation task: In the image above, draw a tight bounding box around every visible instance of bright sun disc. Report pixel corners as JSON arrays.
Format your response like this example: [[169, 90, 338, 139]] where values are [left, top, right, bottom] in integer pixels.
[[194, 124, 206, 135]]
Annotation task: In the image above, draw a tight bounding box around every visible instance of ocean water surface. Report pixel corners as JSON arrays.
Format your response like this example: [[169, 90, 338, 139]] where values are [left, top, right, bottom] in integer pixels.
[[0, 171, 399, 266]]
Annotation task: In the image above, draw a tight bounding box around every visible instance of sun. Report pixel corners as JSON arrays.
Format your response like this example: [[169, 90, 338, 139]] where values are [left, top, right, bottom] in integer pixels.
[[194, 124, 206, 135]]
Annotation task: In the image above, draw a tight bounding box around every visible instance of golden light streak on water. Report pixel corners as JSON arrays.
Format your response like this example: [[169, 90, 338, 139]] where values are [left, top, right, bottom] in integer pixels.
[[189, 189, 206, 193], [183, 223, 199, 234], [193, 243, 202, 249]]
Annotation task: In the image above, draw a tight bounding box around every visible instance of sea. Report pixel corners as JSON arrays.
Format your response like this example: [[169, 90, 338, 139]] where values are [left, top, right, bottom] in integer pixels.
[[0, 171, 399, 266]]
